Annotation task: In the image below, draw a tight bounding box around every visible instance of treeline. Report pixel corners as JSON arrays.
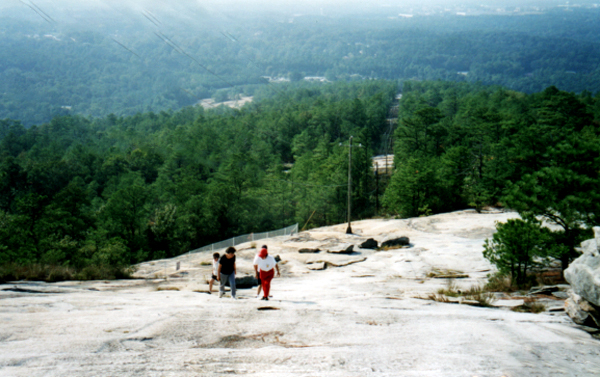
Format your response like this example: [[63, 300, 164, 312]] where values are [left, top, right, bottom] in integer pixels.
[[3, 7, 600, 125], [0, 81, 395, 277], [384, 80, 600, 270], [2, 80, 599, 280]]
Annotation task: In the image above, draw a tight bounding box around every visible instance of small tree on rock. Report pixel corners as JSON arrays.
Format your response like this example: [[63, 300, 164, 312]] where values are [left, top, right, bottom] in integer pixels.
[[483, 218, 550, 287]]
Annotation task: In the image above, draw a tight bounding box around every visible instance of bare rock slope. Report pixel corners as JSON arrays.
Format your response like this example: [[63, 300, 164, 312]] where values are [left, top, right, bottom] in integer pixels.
[[1, 210, 599, 376]]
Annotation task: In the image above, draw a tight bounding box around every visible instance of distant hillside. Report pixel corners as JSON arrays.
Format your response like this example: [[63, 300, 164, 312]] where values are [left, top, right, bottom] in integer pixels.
[[2, 5, 600, 125]]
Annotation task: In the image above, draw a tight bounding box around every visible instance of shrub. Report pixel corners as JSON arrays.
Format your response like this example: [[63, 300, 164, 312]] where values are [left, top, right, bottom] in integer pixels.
[[483, 218, 550, 287], [484, 272, 516, 292]]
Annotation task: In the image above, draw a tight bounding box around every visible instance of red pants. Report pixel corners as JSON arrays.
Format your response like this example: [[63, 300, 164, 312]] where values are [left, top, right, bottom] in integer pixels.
[[259, 269, 275, 298]]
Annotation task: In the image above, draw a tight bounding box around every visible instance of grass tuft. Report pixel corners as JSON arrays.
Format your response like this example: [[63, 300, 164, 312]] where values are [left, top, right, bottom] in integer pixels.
[[157, 286, 180, 291], [427, 268, 468, 279], [437, 280, 461, 297], [432, 280, 497, 307], [484, 272, 517, 293]]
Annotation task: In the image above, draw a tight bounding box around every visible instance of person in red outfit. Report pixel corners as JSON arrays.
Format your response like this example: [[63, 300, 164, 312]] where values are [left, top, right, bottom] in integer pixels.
[[253, 245, 280, 301]]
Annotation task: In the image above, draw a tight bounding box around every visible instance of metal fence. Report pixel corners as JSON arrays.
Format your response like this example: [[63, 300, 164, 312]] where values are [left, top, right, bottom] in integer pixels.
[[187, 223, 299, 254]]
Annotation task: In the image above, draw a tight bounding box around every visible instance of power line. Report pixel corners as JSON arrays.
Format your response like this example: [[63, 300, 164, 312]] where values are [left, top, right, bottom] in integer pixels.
[[29, 1, 55, 23], [142, 10, 161, 28], [18, 0, 54, 24], [111, 38, 142, 60]]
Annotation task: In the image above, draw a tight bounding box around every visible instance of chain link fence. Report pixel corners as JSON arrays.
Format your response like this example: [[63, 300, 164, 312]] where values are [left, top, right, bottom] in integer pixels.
[[187, 223, 299, 254]]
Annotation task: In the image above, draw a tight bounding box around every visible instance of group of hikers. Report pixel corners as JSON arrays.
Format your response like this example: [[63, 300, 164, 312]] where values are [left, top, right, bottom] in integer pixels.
[[208, 245, 281, 300]]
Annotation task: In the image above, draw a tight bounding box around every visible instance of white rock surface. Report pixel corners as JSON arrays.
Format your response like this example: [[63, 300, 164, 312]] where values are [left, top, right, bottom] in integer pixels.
[[564, 227, 600, 306], [2, 210, 600, 376]]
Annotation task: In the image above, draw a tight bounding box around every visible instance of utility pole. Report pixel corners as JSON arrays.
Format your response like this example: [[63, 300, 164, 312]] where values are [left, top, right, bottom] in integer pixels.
[[346, 136, 353, 234], [375, 162, 379, 216]]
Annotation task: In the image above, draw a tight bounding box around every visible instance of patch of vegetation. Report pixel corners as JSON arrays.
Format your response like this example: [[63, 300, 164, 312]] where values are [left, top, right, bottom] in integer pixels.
[[427, 268, 468, 279], [423, 293, 451, 303], [156, 286, 180, 291], [483, 218, 557, 287], [484, 272, 518, 293], [470, 291, 498, 308], [428, 280, 497, 307], [484, 271, 539, 293], [377, 245, 408, 251], [437, 279, 461, 297], [511, 297, 546, 314], [0, 263, 132, 283]]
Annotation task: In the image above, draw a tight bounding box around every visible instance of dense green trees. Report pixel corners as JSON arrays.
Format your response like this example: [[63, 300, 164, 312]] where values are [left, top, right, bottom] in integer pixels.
[[0, 81, 395, 275], [1, 78, 599, 279], [384, 81, 600, 280], [503, 87, 600, 270]]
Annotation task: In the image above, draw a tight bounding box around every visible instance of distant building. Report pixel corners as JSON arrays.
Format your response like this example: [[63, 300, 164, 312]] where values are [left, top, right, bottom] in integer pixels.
[[372, 155, 394, 175], [304, 76, 329, 82]]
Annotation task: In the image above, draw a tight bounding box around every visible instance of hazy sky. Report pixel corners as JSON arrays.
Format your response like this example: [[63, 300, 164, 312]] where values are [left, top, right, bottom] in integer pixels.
[[1, 0, 594, 28], [1, 0, 588, 13]]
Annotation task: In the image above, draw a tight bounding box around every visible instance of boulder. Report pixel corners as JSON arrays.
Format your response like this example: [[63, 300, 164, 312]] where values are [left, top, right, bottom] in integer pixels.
[[327, 244, 354, 254], [565, 290, 600, 329], [298, 248, 321, 254], [564, 227, 600, 307], [381, 237, 410, 249], [360, 238, 378, 249], [552, 291, 569, 300], [307, 262, 326, 270], [327, 257, 367, 267], [234, 275, 258, 289]]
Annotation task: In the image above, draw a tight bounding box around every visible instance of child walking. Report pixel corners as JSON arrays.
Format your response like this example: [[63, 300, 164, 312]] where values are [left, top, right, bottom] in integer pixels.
[[208, 252, 219, 293]]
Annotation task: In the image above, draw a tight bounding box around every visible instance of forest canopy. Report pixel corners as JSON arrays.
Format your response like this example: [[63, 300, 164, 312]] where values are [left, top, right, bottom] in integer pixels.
[[1, 79, 599, 279]]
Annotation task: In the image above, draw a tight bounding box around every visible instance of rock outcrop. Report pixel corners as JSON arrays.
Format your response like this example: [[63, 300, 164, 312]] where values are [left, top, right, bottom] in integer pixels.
[[299, 248, 321, 254], [234, 275, 258, 289], [381, 237, 410, 248], [360, 238, 378, 249], [327, 244, 354, 254], [564, 227, 600, 329], [306, 262, 326, 270]]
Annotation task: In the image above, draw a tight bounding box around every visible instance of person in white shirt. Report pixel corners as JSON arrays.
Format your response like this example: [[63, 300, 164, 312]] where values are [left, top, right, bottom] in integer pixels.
[[254, 249, 263, 298], [209, 252, 219, 293], [253, 245, 280, 301]]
